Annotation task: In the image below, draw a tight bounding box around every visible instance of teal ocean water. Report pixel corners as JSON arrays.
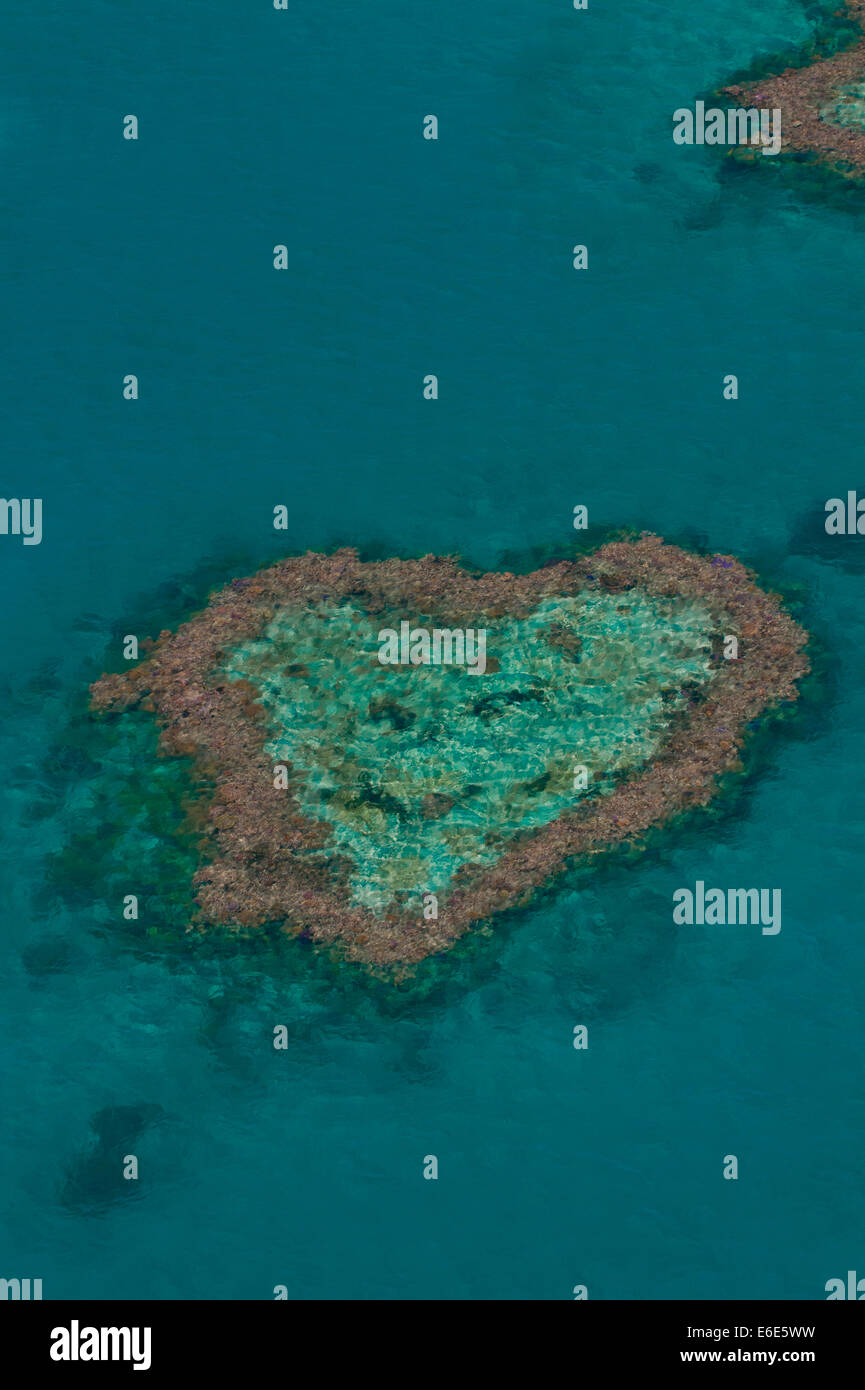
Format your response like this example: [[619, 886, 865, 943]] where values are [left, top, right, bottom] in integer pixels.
[[1, 0, 863, 1299]]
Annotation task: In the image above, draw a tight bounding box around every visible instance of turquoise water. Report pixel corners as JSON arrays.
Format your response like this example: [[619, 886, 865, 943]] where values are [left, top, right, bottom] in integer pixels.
[[1, 0, 863, 1299]]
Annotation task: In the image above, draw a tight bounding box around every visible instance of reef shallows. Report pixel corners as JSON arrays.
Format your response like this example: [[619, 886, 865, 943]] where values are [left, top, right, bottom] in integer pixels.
[[90, 536, 809, 968], [723, 1, 865, 176]]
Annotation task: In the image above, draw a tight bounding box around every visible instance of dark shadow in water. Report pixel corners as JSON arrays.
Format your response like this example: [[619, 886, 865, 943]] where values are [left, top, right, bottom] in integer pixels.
[[633, 161, 663, 186], [715, 145, 865, 217], [197, 979, 268, 1085], [20, 935, 84, 978], [788, 500, 865, 573], [677, 196, 725, 233], [60, 1104, 164, 1216]]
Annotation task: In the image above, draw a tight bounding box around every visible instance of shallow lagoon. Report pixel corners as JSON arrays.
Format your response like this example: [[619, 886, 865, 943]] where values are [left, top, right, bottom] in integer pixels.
[[229, 590, 715, 909]]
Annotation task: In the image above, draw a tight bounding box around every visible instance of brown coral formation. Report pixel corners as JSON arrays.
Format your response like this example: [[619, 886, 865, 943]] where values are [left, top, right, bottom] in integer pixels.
[[723, 2, 865, 174], [90, 537, 809, 968]]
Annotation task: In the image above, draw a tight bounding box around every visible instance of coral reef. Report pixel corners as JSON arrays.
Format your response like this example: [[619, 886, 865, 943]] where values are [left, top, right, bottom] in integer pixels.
[[723, 1, 865, 175], [90, 536, 809, 967]]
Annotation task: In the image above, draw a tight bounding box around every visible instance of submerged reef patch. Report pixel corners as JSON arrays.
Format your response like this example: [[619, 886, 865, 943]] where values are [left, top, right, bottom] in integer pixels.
[[721, 1, 865, 177], [90, 536, 809, 967]]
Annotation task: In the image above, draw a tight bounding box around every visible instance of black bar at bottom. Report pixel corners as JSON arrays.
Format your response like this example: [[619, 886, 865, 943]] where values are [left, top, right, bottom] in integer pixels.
[[1, 1299, 859, 1375]]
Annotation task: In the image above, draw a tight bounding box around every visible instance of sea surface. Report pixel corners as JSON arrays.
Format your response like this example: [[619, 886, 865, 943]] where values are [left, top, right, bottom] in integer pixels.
[[1, 0, 863, 1299]]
